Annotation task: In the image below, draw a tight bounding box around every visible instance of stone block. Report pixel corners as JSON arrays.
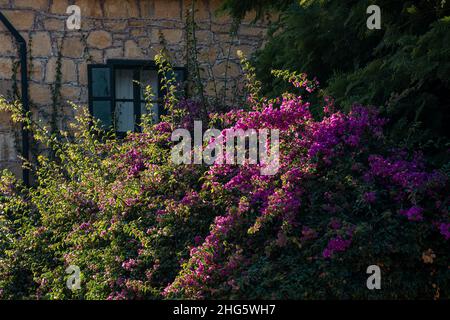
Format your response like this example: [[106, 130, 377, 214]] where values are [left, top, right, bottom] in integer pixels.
[[30, 59, 44, 82], [61, 58, 77, 83], [209, 0, 230, 24], [0, 0, 11, 7], [43, 18, 65, 31], [44, 57, 57, 83], [88, 49, 103, 63], [0, 80, 13, 98], [140, 0, 155, 18], [29, 83, 52, 105], [137, 38, 151, 48], [13, 0, 49, 10], [104, 0, 139, 18], [212, 60, 241, 79], [238, 25, 265, 37], [105, 47, 123, 60], [131, 28, 147, 37], [0, 111, 12, 130], [199, 46, 218, 62], [154, 0, 181, 20], [45, 58, 76, 83], [87, 31, 112, 50], [74, 0, 103, 17], [0, 131, 18, 161], [0, 58, 13, 79], [60, 85, 81, 101], [103, 20, 128, 32], [124, 40, 144, 58], [77, 62, 88, 86], [62, 36, 85, 58], [1, 10, 35, 30], [194, 30, 212, 43], [183, 0, 210, 21], [0, 33, 15, 56], [153, 28, 183, 44], [31, 32, 53, 57], [50, 0, 69, 14]]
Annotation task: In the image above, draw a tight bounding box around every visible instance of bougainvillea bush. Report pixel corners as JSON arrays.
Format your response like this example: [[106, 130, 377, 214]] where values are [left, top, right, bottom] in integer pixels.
[[0, 57, 449, 300]]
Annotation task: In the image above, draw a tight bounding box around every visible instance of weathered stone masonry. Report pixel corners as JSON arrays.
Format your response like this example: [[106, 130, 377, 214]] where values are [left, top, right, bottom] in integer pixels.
[[0, 0, 270, 176]]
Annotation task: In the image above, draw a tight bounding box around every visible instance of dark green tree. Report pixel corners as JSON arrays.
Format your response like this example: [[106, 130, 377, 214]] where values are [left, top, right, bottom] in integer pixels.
[[222, 0, 450, 160]]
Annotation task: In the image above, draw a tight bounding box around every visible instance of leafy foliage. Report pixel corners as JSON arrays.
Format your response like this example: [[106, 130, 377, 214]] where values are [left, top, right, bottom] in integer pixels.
[[0, 57, 449, 300], [223, 0, 450, 159]]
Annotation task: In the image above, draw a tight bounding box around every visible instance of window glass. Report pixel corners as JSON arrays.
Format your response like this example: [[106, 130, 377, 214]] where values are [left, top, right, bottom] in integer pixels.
[[89, 62, 184, 133], [115, 102, 135, 132], [174, 69, 185, 83], [115, 69, 134, 100], [92, 101, 112, 128], [169, 69, 186, 97], [140, 70, 159, 100], [141, 103, 159, 123], [91, 68, 111, 97]]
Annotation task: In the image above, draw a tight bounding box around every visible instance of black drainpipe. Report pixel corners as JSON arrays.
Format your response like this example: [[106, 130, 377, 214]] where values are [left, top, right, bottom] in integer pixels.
[[0, 11, 30, 186]]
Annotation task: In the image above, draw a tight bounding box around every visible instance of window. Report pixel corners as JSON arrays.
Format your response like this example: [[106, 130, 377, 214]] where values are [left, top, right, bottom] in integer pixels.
[[88, 60, 186, 133]]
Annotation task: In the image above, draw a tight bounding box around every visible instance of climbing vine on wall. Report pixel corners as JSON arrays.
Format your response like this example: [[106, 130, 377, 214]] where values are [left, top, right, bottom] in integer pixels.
[[50, 35, 64, 137]]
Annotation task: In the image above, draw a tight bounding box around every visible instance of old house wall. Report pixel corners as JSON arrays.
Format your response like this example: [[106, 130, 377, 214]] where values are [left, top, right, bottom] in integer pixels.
[[0, 0, 270, 176]]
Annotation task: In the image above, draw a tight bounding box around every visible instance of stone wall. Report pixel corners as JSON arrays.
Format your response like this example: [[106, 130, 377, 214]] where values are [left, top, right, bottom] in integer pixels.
[[0, 0, 270, 177]]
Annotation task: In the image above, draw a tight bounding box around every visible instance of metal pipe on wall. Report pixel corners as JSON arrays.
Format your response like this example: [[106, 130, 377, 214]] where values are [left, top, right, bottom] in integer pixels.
[[0, 10, 30, 186]]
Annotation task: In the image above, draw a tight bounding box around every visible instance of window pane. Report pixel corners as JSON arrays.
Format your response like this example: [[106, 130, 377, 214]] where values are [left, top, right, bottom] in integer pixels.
[[140, 70, 158, 100], [141, 103, 159, 123], [92, 101, 112, 128], [165, 70, 185, 84], [164, 69, 185, 96], [115, 69, 134, 99], [91, 68, 111, 97], [174, 69, 185, 83], [115, 102, 135, 132]]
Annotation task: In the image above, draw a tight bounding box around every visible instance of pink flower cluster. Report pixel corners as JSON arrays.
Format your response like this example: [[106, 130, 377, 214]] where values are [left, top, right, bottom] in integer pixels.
[[322, 236, 353, 259], [122, 259, 138, 271], [399, 206, 424, 221], [366, 153, 443, 190], [162, 89, 449, 298], [163, 87, 404, 297]]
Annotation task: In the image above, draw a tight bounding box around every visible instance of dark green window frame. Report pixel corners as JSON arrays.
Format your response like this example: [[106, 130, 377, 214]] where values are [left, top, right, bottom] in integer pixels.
[[88, 59, 186, 134]]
